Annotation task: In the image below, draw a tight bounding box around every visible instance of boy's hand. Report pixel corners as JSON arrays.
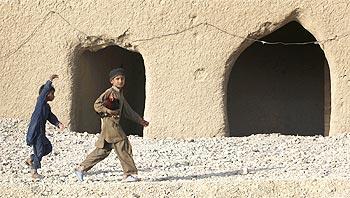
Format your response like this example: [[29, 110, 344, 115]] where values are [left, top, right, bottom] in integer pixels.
[[108, 91, 118, 101], [140, 119, 149, 127], [58, 122, 65, 131], [49, 74, 59, 81]]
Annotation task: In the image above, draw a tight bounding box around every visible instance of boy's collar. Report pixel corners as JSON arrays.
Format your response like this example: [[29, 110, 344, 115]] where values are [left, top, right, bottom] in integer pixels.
[[111, 86, 121, 92]]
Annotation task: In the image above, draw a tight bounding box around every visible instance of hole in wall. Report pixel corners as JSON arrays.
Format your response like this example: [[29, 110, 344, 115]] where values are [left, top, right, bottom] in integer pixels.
[[71, 45, 146, 136]]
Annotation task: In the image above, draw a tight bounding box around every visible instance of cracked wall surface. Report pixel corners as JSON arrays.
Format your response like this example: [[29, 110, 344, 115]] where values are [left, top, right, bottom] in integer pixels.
[[0, 0, 349, 138]]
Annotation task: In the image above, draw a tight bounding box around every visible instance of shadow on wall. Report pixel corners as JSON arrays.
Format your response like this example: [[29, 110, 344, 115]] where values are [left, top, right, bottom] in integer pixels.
[[227, 21, 331, 137], [71, 45, 146, 136]]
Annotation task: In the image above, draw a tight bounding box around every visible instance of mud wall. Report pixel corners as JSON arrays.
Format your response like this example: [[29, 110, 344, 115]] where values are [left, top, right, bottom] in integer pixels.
[[0, 0, 349, 137]]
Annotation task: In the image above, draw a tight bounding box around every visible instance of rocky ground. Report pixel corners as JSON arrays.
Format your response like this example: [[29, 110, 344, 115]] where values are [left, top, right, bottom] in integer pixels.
[[0, 118, 350, 197]]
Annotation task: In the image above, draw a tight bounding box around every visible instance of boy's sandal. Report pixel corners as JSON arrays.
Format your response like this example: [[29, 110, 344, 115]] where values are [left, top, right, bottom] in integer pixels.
[[74, 168, 84, 182], [122, 175, 141, 182]]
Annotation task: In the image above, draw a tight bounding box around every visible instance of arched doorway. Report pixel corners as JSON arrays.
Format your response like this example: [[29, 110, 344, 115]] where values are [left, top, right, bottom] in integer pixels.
[[227, 21, 331, 137], [71, 45, 146, 136]]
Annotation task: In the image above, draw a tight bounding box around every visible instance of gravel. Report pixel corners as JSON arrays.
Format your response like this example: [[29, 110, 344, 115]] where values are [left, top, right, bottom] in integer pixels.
[[0, 118, 350, 197]]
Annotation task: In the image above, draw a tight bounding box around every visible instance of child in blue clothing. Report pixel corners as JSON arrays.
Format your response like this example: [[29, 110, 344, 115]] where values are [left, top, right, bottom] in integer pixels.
[[25, 74, 64, 180]]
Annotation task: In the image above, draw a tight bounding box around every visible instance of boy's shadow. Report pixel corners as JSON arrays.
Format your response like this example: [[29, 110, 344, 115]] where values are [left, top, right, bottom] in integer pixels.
[[149, 166, 284, 182], [151, 170, 240, 182], [87, 169, 121, 176], [85, 169, 124, 182]]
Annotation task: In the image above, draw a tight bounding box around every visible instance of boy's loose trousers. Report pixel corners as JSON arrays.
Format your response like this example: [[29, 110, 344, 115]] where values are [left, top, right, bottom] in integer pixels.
[[79, 118, 138, 175], [80, 138, 137, 175], [32, 136, 52, 169]]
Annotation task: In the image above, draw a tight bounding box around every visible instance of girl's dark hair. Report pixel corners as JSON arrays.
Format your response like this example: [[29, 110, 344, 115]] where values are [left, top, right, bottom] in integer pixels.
[[39, 85, 55, 95]]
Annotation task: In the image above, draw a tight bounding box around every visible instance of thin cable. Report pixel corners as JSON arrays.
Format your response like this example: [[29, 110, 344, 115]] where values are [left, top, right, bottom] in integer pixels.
[[1, 10, 350, 61], [205, 22, 337, 45], [1, 11, 88, 60], [2, 11, 55, 59], [132, 22, 345, 45], [131, 23, 205, 42], [51, 11, 88, 37]]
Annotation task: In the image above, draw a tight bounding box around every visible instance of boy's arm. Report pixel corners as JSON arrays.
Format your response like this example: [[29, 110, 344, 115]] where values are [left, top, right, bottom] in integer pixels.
[[94, 89, 118, 116], [48, 111, 64, 130], [37, 80, 53, 105], [123, 99, 148, 126], [48, 111, 60, 127], [37, 75, 58, 105]]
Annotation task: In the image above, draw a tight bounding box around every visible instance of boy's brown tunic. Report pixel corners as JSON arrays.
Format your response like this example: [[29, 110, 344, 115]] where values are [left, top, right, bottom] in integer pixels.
[[80, 86, 142, 175], [94, 86, 141, 148]]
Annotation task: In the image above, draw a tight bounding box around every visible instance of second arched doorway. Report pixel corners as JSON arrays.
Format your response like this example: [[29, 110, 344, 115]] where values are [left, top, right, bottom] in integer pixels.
[[227, 21, 331, 137]]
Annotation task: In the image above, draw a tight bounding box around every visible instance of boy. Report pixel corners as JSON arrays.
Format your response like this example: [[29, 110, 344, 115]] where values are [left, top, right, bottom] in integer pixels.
[[25, 74, 64, 180], [75, 67, 149, 182]]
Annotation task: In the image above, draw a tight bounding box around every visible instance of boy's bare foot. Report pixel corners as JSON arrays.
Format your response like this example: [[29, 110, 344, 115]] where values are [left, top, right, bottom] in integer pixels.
[[24, 158, 33, 167], [25, 154, 34, 168], [31, 170, 43, 181]]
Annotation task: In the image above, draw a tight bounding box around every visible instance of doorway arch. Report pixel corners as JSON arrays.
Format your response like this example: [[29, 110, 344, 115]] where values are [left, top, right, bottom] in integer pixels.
[[227, 21, 331, 137], [71, 45, 146, 136]]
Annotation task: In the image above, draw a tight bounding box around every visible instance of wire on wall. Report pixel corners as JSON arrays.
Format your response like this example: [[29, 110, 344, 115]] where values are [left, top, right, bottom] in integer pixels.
[[1, 10, 349, 60]]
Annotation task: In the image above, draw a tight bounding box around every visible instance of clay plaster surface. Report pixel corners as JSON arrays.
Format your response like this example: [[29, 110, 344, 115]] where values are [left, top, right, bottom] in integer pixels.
[[0, 0, 349, 138]]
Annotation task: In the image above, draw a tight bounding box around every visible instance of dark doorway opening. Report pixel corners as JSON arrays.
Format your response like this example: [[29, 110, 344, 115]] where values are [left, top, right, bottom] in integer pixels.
[[227, 21, 331, 137], [72, 45, 146, 136]]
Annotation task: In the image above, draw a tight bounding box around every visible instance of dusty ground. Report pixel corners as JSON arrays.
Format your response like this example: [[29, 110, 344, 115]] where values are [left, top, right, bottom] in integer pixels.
[[1, 118, 350, 197]]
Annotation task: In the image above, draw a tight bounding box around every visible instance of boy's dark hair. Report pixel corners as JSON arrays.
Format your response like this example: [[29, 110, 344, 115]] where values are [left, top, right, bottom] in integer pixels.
[[109, 67, 125, 80], [39, 84, 55, 95]]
